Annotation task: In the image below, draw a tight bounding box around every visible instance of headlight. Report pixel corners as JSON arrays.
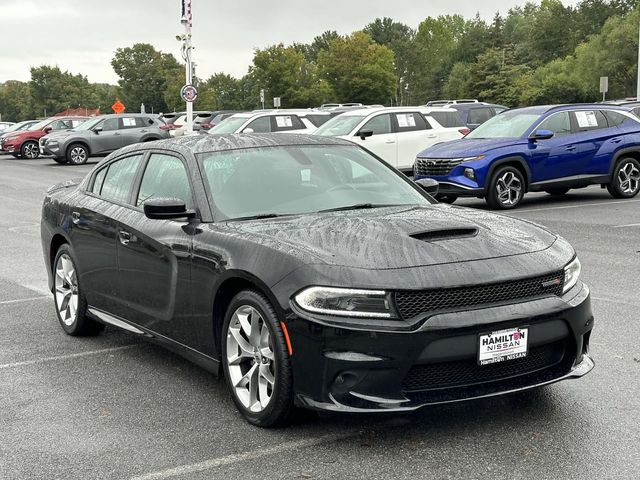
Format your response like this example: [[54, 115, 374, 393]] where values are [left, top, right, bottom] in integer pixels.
[[462, 155, 485, 162], [563, 257, 581, 294], [294, 287, 395, 318]]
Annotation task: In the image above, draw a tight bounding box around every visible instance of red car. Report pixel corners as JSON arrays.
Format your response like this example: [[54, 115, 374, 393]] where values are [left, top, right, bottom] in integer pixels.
[[1, 116, 88, 158]]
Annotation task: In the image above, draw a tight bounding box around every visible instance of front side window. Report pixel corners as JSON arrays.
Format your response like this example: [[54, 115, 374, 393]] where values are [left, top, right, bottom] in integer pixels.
[[101, 118, 119, 131], [361, 114, 392, 135], [136, 154, 193, 209], [199, 145, 429, 220], [244, 116, 271, 133], [99, 155, 143, 204], [537, 112, 572, 137]]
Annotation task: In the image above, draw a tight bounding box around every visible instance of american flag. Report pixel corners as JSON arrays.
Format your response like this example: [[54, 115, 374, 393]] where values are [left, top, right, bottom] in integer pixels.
[[181, 0, 192, 27]]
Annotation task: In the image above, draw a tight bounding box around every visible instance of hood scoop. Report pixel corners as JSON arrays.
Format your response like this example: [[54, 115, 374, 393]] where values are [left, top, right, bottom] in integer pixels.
[[410, 227, 478, 242]]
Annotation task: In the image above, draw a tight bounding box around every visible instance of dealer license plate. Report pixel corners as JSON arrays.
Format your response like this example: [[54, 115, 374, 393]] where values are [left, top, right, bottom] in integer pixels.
[[478, 327, 528, 366]]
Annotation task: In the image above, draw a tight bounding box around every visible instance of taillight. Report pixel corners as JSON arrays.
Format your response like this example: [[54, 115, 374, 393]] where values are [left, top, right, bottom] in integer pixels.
[[458, 127, 471, 136], [160, 124, 177, 131], [200, 123, 213, 130]]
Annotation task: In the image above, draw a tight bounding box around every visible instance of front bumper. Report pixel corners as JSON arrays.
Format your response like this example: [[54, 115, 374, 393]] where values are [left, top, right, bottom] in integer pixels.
[[285, 283, 593, 413]]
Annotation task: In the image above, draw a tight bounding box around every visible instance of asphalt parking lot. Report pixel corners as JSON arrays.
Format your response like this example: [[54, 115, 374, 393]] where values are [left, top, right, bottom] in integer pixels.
[[1, 153, 639, 480]]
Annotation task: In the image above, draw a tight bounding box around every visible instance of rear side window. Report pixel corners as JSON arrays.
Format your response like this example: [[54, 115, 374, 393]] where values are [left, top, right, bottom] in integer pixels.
[[428, 111, 464, 128], [393, 112, 429, 132], [91, 167, 108, 195], [572, 110, 608, 132], [99, 155, 143, 204], [120, 117, 138, 129], [603, 110, 637, 128], [272, 115, 305, 132], [361, 114, 392, 135], [136, 154, 193, 209], [468, 107, 494, 125], [135, 117, 155, 127]]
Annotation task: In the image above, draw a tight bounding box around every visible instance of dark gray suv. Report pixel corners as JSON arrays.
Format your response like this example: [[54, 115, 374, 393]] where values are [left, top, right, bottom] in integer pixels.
[[40, 114, 169, 164]]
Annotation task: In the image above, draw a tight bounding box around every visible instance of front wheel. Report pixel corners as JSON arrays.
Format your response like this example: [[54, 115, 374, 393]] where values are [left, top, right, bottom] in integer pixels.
[[221, 290, 294, 427], [607, 157, 640, 199], [66, 144, 89, 165], [486, 166, 525, 209], [21, 141, 39, 159], [53, 244, 103, 336]]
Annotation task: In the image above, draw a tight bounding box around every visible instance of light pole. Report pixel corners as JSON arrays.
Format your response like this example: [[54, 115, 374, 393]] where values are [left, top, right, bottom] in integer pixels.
[[179, 0, 194, 134]]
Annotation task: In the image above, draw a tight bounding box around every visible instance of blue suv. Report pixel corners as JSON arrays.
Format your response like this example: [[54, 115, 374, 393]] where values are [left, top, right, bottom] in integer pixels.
[[414, 104, 640, 209]]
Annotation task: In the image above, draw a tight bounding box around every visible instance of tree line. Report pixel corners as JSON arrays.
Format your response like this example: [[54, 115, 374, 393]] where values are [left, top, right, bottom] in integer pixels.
[[0, 0, 637, 122]]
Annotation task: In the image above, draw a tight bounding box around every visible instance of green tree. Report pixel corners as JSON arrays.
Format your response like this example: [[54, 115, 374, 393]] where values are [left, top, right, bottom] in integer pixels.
[[30, 65, 98, 115], [0, 81, 34, 121], [318, 32, 396, 105], [111, 43, 182, 113]]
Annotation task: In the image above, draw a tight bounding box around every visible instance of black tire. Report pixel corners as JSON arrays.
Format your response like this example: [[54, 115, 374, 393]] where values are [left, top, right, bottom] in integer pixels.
[[66, 143, 89, 165], [545, 188, 570, 196], [53, 157, 68, 164], [606, 157, 640, 199], [20, 141, 39, 159], [221, 289, 294, 427], [52, 244, 104, 336], [486, 165, 525, 209], [435, 194, 458, 204], [10, 153, 21, 158]]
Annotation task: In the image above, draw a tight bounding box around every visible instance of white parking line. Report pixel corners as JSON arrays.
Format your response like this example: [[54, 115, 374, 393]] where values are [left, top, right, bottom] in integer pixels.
[[612, 223, 640, 229], [0, 295, 49, 305], [513, 198, 640, 214], [129, 431, 356, 480], [0, 345, 138, 370]]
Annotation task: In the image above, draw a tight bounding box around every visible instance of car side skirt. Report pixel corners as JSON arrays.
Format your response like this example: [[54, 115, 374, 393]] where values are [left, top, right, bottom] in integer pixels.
[[528, 174, 610, 192], [87, 306, 221, 375]]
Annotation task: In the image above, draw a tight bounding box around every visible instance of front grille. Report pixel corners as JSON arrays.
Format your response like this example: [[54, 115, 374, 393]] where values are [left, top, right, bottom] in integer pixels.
[[402, 340, 567, 392], [415, 157, 464, 176], [394, 271, 564, 319]]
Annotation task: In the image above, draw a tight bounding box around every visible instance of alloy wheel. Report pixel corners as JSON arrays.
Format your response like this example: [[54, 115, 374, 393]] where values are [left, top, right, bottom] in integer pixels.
[[618, 161, 640, 194], [69, 146, 87, 164], [54, 253, 78, 326], [22, 142, 39, 159], [226, 305, 276, 413], [496, 171, 522, 206]]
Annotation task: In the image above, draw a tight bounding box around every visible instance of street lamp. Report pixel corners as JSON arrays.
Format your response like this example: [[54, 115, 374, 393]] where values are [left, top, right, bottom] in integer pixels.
[[178, 1, 194, 134]]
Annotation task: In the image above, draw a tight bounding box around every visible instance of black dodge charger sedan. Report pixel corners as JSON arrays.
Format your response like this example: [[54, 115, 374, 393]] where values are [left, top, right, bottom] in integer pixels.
[[41, 134, 594, 427]]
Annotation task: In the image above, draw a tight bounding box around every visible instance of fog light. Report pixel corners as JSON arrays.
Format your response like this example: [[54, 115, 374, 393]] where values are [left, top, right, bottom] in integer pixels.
[[464, 168, 476, 180]]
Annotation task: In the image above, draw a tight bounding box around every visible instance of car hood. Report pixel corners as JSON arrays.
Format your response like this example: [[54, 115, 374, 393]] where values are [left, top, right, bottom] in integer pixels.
[[418, 138, 525, 158], [221, 205, 557, 270], [6, 129, 46, 141]]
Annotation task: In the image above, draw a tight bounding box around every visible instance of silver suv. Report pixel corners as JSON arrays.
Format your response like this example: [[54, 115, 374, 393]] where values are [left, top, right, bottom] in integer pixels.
[[40, 114, 169, 164]]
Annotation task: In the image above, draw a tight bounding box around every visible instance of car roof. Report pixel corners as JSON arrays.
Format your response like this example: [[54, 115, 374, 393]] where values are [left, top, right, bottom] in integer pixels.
[[102, 133, 354, 162], [507, 104, 635, 116]]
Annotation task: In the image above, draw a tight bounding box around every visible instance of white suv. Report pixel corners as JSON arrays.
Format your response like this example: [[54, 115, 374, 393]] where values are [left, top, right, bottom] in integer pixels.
[[209, 110, 331, 135], [313, 107, 467, 173]]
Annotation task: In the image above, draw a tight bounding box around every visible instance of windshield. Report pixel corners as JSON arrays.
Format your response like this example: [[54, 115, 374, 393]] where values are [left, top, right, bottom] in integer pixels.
[[199, 144, 430, 220], [314, 115, 366, 136], [29, 119, 51, 131], [74, 118, 103, 131], [209, 116, 249, 134], [5, 121, 30, 133], [466, 111, 540, 139]]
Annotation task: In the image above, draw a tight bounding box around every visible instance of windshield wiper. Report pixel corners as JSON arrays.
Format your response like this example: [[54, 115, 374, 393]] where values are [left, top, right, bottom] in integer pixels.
[[228, 213, 290, 221], [317, 203, 401, 213]]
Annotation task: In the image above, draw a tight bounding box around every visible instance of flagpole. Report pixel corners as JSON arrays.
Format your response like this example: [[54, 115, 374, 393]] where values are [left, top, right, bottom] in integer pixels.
[[181, 0, 194, 135]]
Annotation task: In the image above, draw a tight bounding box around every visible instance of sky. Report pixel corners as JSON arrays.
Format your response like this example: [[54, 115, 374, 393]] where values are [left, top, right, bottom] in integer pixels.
[[0, 0, 578, 85]]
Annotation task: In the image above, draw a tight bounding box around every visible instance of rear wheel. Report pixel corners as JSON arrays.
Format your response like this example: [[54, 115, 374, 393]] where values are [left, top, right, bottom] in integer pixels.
[[607, 157, 640, 199], [545, 188, 570, 196], [221, 290, 294, 427], [20, 141, 39, 159], [53, 244, 103, 336], [486, 166, 525, 209], [435, 194, 458, 204], [66, 144, 89, 165]]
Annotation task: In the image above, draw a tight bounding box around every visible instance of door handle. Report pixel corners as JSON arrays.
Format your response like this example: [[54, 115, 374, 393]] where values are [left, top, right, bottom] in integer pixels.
[[385, 139, 396, 144], [611, 138, 622, 144], [71, 211, 80, 225], [426, 134, 438, 138], [565, 145, 576, 151], [140, 129, 148, 133], [118, 230, 132, 246]]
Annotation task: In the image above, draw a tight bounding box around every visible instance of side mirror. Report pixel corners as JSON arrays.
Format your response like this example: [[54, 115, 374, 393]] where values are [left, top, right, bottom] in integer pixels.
[[415, 178, 439, 196], [356, 130, 373, 140], [530, 129, 554, 141], [242, 127, 254, 133], [143, 198, 196, 220], [93, 127, 103, 134], [43, 127, 52, 133]]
